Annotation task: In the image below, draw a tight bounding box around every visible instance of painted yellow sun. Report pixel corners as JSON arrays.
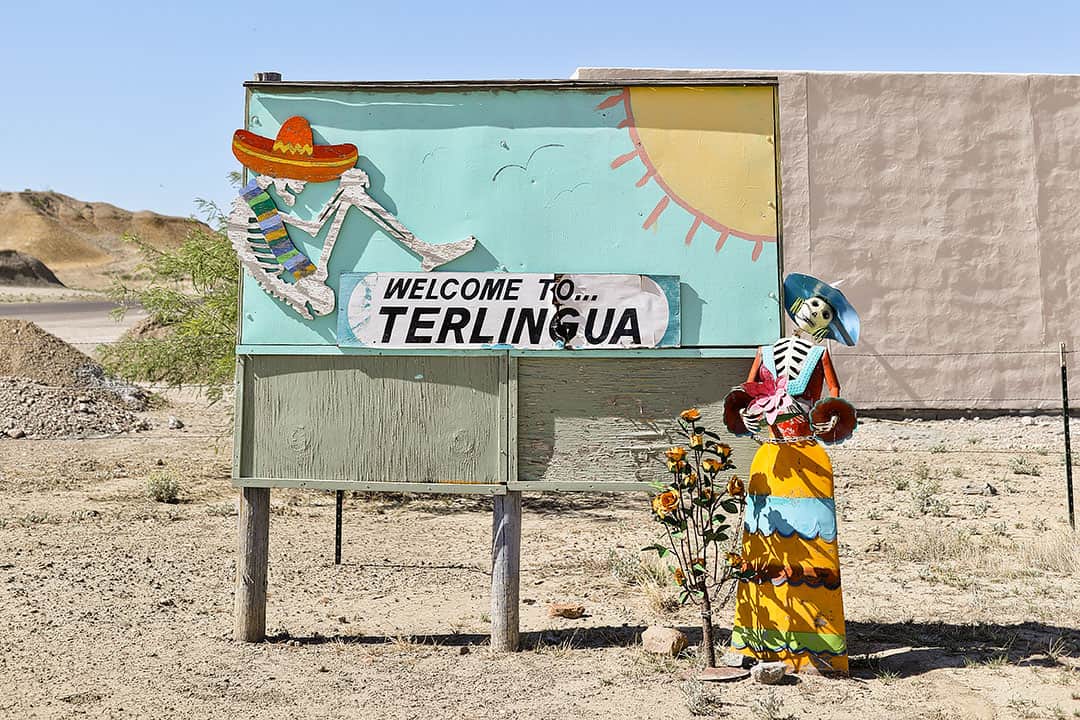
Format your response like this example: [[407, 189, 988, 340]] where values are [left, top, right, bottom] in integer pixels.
[[598, 85, 778, 259]]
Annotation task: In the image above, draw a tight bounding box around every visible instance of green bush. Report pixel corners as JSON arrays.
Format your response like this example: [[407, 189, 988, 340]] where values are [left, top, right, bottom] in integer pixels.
[[99, 197, 237, 402], [146, 472, 181, 504]]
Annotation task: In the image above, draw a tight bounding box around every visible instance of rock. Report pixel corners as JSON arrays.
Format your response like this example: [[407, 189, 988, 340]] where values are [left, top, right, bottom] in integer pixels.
[[751, 661, 786, 684], [167, 416, 184, 430], [157, 597, 175, 608], [963, 482, 998, 496], [4, 427, 24, 439], [722, 650, 750, 668], [548, 602, 586, 619], [75, 402, 91, 413], [458, 645, 470, 655], [641, 626, 689, 656], [1020, 416, 1036, 426]]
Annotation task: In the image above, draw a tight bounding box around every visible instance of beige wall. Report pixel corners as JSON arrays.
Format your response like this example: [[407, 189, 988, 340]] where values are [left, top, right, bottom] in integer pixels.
[[576, 67, 1080, 411]]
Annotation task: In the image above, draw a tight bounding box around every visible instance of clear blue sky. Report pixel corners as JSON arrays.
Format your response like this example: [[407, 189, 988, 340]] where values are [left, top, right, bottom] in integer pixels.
[[3, 1, 1077, 218]]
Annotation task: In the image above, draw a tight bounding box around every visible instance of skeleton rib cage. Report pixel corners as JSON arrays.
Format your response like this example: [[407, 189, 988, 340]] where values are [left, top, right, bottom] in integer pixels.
[[228, 170, 477, 320]]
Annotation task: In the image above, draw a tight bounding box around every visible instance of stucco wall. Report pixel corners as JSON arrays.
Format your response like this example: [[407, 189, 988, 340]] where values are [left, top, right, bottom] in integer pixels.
[[576, 67, 1080, 411]]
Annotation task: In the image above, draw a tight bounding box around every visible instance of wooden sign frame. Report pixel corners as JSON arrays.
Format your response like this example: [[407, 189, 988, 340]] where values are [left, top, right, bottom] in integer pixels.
[[230, 76, 784, 647]]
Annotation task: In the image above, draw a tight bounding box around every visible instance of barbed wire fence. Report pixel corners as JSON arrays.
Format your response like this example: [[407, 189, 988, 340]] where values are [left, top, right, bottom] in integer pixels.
[[0, 328, 1076, 523]]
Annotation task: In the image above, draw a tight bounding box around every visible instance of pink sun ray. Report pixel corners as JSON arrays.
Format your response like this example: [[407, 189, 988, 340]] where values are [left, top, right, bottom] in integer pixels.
[[596, 90, 775, 262]]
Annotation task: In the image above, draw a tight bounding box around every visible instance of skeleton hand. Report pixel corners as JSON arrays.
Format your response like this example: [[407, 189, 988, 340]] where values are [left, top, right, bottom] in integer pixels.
[[339, 168, 371, 190], [255, 175, 307, 206], [739, 407, 763, 437]]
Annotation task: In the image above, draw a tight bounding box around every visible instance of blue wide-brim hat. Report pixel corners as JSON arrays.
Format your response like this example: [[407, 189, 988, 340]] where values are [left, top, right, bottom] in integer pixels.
[[783, 273, 860, 346]]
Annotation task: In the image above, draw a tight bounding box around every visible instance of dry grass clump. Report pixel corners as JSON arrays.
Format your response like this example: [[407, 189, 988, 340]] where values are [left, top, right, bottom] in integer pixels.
[[890, 524, 1078, 590], [1021, 529, 1080, 574], [751, 690, 796, 720], [680, 679, 724, 716], [889, 526, 993, 564], [602, 549, 680, 615]]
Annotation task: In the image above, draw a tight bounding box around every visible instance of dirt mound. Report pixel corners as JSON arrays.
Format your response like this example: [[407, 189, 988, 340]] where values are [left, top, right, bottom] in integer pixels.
[[0, 319, 99, 387], [0, 190, 207, 290], [0, 250, 64, 287], [0, 378, 147, 439], [0, 320, 149, 413]]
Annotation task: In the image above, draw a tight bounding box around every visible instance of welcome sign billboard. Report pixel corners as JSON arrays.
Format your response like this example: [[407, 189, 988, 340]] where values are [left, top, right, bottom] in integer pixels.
[[338, 272, 680, 349]]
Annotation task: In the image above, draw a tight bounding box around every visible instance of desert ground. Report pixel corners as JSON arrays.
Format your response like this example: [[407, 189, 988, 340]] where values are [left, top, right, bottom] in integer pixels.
[[0, 377, 1077, 718]]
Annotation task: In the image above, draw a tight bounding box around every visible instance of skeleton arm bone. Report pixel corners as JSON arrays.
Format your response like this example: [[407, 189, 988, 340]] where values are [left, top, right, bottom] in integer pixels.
[[821, 350, 841, 397], [337, 170, 476, 271]]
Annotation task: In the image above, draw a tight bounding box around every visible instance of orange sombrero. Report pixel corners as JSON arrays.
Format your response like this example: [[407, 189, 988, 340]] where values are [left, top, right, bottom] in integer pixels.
[[232, 116, 358, 183]]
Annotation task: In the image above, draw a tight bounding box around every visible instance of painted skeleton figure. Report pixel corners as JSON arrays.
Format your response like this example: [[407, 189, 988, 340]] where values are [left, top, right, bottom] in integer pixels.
[[228, 116, 476, 319], [724, 273, 860, 675], [737, 293, 845, 436]]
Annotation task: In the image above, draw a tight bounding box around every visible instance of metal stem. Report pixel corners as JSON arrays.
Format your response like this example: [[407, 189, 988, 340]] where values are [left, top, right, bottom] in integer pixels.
[[335, 490, 344, 565], [1062, 343, 1075, 530]]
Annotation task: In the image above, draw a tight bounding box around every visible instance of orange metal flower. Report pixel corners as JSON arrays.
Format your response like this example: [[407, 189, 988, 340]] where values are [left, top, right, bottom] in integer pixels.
[[680, 408, 702, 422], [652, 490, 681, 517], [726, 475, 745, 498], [689, 433, 704, 449], [673, 567, 686, 586], [702, 458, 722, 474], [665, 446, 687, 462]]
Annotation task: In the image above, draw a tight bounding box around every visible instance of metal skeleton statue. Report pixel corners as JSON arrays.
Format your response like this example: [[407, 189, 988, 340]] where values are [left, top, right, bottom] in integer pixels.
[[228, 116, 476, 319], [723, 273, 861, 675]]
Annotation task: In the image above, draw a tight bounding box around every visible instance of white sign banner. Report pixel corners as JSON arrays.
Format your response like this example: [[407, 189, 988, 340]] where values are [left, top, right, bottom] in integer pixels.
[[337, 272, 680, 349]]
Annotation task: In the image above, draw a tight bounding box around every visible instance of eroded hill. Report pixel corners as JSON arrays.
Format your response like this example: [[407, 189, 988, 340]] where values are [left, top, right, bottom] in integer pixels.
[[0, 190, 208, 290]]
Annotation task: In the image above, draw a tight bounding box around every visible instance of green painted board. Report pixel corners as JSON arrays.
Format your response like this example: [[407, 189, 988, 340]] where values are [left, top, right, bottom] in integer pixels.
[[235, 355, 505, 488], [513, 357, 757, 489]]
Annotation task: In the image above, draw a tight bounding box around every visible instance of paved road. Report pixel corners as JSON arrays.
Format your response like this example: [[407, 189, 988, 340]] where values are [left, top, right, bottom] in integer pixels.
[[0, 301, 147, 351]]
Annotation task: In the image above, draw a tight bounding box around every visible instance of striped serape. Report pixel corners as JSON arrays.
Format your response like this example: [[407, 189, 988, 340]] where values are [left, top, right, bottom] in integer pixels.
[[240, 179, 316, 281]]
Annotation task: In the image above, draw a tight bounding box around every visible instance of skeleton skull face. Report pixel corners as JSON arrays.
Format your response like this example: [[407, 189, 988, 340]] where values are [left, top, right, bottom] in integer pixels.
[[793, 295, 835, 340]]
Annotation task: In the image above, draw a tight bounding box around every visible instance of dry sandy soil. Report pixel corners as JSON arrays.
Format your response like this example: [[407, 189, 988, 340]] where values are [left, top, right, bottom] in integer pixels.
[[0, 393, 1076, 719]]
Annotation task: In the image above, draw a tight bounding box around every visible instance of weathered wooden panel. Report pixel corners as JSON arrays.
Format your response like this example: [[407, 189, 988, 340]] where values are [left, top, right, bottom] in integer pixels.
[[515, 357, 757, 489], [238, 355, 504, 487]]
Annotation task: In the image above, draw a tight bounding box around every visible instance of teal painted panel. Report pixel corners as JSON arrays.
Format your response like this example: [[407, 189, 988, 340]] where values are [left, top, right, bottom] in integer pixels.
[[237, 355, 505, 486], [238, 84, 781, 348]]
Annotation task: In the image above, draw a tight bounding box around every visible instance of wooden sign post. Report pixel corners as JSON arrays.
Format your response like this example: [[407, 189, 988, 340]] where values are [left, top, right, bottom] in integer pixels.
[[230, 76, 784, 647]]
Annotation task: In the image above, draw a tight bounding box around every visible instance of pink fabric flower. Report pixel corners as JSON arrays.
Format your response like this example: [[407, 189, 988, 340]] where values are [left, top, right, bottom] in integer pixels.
[[743, 368, 792, 425]]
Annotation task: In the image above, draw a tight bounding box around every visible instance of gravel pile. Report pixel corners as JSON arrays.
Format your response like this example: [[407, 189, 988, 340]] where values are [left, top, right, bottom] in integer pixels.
[[0, 377, 148, 439], [0, 320, 151, 438]]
